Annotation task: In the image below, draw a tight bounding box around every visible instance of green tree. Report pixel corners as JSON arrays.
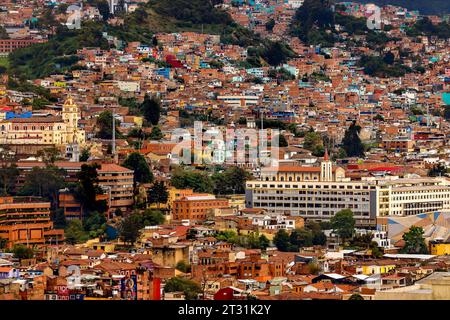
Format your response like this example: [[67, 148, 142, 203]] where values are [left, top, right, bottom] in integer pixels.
[[83, 211, 107, 239], [215, 230, 237, 242], [12, 244, 33, 260], [51, 208, 67, 229], [303, 131, 324, 156], [123, 152, 154, 184], [140, 209, 165, 226], [383, 52, 395, 65], [260, 41, 294, 66], [141, 94, 161, 126], [335, 148, 347, 160], [149, 126, 163, 140], [96, 110, 121, 139], [312, 230, 327, 246], [65, 219, 89, 244], [349, 293, 364, 300], [0, 163, 19, 196], [265, 18, 275, 32], [80, 148, 90, 162], [330, 209, 355, 242], [444, 105, 450, 121], [259, 234, 270, 250], [164, 277, 202, 300], [277, 134, 288, 147], [187, 228, 197, 240], [273, 229, 291, 252], [118, 213, 143, 245], [373, 114, 384, 122], [212, 166, 250, 195], [291, 0, 336, 46], [428, 163, 447, 177], [75, 163, 107, 214], [0, 26, 9, 39], [93, 0, 110, 21], [305, 221, 327, 246], [175, 260, 191, 273], [290, 228, 313, 248], [369, 241, 383, 258], [401, 226, 428, 254], [0, 238, 7, 249], [32, 97, 51, 110], [148, 181, 169, 208], [171, 167, 213, 193], [20, 166, 66, 208], [342, 121, 365, 158], [307, 262, 321, 275], [119, 96, 140, 115]]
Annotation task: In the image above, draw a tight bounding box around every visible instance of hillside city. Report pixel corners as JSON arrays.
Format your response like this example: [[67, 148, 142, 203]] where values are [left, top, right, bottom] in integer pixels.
[[0, 0, 449, 301]]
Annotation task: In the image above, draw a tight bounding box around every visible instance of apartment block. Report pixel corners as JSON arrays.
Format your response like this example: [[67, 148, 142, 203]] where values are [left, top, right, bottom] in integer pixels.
[[172, 194, 229, 222], [97, 164, 134, 211], [0, 197, 64, 248]]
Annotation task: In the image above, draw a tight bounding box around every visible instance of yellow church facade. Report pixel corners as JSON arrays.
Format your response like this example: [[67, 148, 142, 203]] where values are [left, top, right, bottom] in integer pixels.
[[0, 97, 85, 146]]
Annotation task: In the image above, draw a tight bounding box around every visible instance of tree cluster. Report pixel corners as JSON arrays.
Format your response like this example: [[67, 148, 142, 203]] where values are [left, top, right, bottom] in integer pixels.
[[171, 166, 251, 195], [118, 209, 165, 244], [215, 230, 270, 250], [273, 223, 327, 252]]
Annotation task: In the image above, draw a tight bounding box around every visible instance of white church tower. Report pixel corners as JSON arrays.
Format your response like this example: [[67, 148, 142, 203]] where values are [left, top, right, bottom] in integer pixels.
[[320, 149, 333, 182]]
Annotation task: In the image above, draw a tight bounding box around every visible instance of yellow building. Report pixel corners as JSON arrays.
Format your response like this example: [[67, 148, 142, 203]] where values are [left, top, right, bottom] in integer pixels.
[[429, 241, 450, 256], [361, 263, 396, 275], [150, 244, 190, 268], [0, 96, 85, 146], [167, 188, 195, 209], [89, 242, 117, 253]]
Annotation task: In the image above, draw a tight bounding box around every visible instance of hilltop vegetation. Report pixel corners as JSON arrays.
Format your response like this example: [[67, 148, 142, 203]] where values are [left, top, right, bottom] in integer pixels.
[[148, 0, 232, 27], [290, 0, 402, 47], [9, 23, 110, 79], [406, 17, 450, 39], [353, 0, 450, 15], [8, 0, 294, 79]]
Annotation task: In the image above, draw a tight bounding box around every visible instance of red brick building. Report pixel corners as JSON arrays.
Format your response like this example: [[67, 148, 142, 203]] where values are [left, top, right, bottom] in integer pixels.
[[0, 197, 64, 248], [172, 194, 229, 222], [0, 39, 46, 53]]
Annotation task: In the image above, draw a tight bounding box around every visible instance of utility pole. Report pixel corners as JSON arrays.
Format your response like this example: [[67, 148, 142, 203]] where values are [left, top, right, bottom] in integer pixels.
[[260, 108, 264, 131]]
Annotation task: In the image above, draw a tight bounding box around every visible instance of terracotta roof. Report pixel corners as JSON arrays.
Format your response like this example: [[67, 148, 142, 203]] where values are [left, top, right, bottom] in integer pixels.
[[99, 163, 133, 173], [261, 166, 340, 173], [7, 116, 63, 123]]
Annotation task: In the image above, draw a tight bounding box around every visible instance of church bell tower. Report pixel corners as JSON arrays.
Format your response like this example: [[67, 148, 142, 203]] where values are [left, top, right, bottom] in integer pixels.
[[320, 149, 333, 182]]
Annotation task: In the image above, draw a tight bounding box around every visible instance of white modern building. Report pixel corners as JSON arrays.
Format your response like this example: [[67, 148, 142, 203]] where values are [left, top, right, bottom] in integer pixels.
[[245, 153, 450, 227]]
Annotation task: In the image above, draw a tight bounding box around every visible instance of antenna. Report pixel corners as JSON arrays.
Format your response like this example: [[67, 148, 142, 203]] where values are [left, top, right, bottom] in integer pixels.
[[112, 108, 116, 159]]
